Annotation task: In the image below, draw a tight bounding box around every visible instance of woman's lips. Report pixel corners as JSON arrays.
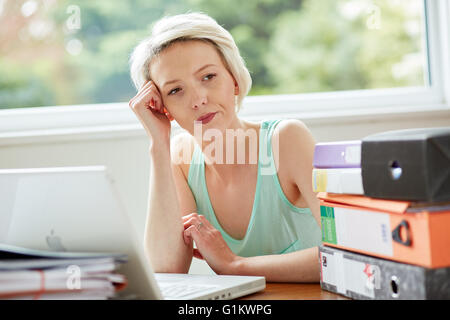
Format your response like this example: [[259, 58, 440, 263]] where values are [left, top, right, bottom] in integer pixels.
[[197, 112, 217, 124]]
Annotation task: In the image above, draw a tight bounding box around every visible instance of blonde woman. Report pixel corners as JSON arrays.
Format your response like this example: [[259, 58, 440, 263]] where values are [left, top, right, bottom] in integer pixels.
[[128, 13, 322, 282]]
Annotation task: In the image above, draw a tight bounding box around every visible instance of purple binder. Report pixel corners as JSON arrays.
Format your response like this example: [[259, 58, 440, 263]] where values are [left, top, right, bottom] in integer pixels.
[[313, 140, 361, 168]]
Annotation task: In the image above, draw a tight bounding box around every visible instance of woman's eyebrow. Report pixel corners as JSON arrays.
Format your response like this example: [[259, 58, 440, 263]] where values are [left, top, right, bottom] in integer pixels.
[[194, 63, 216, 75], [162, 64, 217, 89]]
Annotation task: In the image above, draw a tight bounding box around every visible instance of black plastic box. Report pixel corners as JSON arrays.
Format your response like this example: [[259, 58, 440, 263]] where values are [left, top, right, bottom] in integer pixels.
[[361, 127, 450, 202]]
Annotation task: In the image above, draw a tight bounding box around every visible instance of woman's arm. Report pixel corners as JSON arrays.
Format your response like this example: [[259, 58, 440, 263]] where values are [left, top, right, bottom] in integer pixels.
[[129, 80, 196, 273], [230, 247, 320, 282], [144, 142, 193, 273], [277, 119, 321, 226]]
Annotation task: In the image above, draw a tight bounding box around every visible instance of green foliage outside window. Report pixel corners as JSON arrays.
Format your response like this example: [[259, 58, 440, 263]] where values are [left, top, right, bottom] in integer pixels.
[[0, 0, 425, 109]]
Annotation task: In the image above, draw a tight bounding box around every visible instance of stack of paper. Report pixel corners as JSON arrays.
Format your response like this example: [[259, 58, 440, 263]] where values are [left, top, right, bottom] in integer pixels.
[[0, 243, 128, 300], [315, 127, 450, 300]]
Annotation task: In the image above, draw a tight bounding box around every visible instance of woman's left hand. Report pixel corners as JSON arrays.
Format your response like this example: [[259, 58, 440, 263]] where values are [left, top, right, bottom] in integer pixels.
[[182, 213, 241, 275]]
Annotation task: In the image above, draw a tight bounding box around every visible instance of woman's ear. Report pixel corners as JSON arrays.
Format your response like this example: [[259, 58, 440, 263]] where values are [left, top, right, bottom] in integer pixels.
[[163, 108, 174, 121], [234, 80, 239, 95]]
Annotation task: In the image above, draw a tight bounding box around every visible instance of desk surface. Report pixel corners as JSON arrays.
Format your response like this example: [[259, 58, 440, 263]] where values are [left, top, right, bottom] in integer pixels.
[[240, 283, 349, 300]]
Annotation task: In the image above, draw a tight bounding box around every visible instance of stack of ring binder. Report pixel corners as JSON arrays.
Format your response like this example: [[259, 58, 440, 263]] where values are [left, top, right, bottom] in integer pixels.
[[313, 127, 450, 300]]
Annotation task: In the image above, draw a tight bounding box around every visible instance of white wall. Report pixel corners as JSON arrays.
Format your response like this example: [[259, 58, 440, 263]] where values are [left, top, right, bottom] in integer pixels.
[[0, 112, 449, 275]]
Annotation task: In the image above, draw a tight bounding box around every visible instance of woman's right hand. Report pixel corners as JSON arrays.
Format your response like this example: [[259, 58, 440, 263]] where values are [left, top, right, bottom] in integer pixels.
[[128, 80, 174, 147]]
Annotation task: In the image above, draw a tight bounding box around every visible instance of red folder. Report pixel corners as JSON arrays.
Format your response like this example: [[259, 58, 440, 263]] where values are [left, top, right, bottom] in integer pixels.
[[319, 192, 450, 268]]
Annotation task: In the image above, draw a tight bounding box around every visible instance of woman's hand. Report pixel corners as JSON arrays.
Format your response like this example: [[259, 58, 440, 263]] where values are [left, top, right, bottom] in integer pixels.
[[128, 80, 174, 147], [182, 213, 242, 275]]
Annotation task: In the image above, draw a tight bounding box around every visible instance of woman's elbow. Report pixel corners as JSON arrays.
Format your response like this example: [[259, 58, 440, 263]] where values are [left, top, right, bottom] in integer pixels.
[[142, 240, 191, 274]]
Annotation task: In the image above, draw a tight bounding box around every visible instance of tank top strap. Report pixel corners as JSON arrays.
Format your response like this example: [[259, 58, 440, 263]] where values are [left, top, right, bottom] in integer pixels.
[[259, 119, 283, 177]]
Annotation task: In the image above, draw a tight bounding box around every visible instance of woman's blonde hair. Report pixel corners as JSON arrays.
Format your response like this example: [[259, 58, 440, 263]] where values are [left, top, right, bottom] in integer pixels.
[[129, 12, 252, 112]]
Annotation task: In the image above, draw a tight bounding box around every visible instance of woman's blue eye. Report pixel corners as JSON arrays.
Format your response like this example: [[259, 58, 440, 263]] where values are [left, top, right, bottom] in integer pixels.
[[203, 73, 216, 81], [168, 88, 181, 95]]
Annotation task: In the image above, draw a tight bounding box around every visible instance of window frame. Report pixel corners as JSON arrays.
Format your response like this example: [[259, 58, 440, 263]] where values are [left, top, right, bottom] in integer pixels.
[[0, 0, 449, 145]]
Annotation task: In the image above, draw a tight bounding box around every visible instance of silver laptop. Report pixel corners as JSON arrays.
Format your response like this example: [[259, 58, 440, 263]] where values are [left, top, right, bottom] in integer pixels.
[[0, 166, 265, 300]]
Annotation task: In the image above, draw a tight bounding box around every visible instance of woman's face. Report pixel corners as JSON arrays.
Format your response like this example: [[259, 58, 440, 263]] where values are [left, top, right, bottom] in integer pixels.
[[150, 40, 238, 135]]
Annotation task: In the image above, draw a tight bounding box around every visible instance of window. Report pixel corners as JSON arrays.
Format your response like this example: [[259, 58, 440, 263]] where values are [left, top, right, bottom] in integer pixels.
[[0, 0, 431, 108], [0, 0, 448, 136]]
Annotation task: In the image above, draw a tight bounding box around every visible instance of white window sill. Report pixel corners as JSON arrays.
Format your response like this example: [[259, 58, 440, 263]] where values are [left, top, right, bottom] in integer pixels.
[[0, 95, 448, 146]]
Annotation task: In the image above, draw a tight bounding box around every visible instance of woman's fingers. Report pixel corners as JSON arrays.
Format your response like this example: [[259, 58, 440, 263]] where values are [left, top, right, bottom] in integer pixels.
[[131, 80, 164, 114], [183, 224, 201, 246], [183, 216, 237, 274], [182, 212, 201, 223], [182, 214, 209, 247], [182, 214, 209, 231], [128, 80, 172, 144], [193, 248, 204, 260], [182, 214, 215, 261], [145, 88, 163, 113], [182, 213, 201, 245], [183, 225, 194, 245], [183, 227, 204, 260], [133, 80, 153, 103], [130, 86, 153, 111]]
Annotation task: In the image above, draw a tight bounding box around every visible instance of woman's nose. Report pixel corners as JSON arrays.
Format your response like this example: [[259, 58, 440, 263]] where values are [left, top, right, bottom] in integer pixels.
[[191, 87, 207, 109]]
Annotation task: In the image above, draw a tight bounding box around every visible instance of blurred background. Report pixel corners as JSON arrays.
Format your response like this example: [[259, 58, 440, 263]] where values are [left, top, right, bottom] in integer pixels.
[[0, 0, 426, 109], [2, 0, 447, 276]]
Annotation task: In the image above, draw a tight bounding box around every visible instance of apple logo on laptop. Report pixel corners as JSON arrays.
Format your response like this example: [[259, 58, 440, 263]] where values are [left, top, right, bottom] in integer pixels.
[[46, 229, 66, 251]]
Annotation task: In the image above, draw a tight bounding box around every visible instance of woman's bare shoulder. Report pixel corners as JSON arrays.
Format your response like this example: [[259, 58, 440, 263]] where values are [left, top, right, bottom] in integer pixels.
[[273, 119, 311, 138], [272, 119, 315, 152], [272, 118, 316, 176]]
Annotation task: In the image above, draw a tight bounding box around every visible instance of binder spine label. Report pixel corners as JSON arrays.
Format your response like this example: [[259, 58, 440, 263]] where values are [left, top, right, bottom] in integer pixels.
[[320, 206, 337, 244], [320, 250, 377, 298], [313, 169, 328, 192], [344, 145, 361, 164], [313, 168, 364, 194], [321, 206, 394, 256]]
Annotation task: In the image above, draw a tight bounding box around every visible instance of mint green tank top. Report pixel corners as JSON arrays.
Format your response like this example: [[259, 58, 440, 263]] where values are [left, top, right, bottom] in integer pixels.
[[187, 119, 322, 257]]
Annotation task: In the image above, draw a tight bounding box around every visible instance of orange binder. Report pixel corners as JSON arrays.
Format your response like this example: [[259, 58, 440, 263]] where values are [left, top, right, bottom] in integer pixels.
[[319, 192, 450, 268]]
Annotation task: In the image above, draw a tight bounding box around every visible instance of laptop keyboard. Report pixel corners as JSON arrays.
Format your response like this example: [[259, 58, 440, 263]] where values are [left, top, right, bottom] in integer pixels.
[[159, 283, 220, 299]]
